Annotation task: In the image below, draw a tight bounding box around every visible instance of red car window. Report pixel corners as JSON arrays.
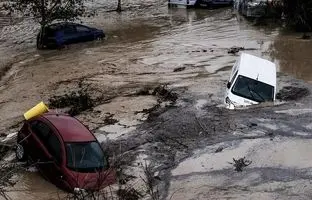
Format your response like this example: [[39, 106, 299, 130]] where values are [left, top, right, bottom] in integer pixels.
[[30, 120, 62, 163], [66, 142, 108, 172], [30, 121, 51, 141], [46, 133, 62, 164]]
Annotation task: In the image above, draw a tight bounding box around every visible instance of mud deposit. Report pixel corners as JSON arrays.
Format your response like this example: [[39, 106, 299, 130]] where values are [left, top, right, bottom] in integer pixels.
[[276, 86, 310, 101], [1, 1, 312, 200], [49, 87, 94, 116]]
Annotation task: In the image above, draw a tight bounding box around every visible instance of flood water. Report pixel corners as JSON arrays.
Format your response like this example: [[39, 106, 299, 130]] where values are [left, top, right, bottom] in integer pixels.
[[1, 1, 312, 199]]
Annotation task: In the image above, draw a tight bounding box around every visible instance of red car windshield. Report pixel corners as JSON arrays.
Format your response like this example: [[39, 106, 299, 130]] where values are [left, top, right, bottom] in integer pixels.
[[66, 142, 108, 172]]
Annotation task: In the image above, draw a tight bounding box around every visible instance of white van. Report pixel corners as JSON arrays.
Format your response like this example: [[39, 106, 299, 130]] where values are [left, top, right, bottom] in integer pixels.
[[225, 53, 276, 109]]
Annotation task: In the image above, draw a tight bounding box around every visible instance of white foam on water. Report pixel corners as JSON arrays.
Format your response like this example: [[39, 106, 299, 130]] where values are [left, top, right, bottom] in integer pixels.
[[275, 109, 312, 116]]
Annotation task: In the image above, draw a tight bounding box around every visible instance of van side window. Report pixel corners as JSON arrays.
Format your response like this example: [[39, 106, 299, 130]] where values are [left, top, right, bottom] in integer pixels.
[[230, 70, 238, 84]]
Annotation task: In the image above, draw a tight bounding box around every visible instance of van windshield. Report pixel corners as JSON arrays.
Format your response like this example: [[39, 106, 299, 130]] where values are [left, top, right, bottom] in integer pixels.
[[231, 75, 274, 103], [66, 142, 108, 173]]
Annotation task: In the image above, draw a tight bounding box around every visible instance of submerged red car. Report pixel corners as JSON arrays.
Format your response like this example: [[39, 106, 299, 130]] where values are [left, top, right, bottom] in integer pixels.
[[16, 112, 115, 192]]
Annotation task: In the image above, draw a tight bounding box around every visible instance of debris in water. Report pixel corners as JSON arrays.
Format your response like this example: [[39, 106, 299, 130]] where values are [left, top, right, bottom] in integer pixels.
[[118, 173, 136, 185], [301, 33, 311, 40], [117, 188, 143, 200], [248, 123, 258, 128], [0, 144, 11, 160], [276, 86, 310, 101], [152, 85, 178, 102], [26, 166, 38, 172], [267, 132, 274, 140], [173, 67, 186, 72], [215, 146, 224, 153], [49, 88, 94, 116], [135, 87, 151, 96], [227, 46, 258, 54], [229, 157, 252, 172], [228, 46, 244, 54], [104, 113, 118, 125]]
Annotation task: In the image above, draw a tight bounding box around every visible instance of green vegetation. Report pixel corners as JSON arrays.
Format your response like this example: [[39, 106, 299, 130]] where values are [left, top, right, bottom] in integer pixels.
[[278, 0, 312, 31], [2, 0, 91, 27]]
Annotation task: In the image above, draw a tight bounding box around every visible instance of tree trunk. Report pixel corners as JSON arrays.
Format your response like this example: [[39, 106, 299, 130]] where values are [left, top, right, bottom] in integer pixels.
[[117, 0, 121, 12], [37, 25, 45, 49], [41, 0, 46, 25]]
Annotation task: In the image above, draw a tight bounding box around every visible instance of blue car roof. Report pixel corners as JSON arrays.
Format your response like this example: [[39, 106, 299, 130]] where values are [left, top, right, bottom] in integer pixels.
[[47, 22, 79, 30]]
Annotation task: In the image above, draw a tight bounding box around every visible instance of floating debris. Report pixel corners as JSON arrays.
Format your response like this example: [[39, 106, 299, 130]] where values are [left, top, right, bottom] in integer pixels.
[[49, 89, 94, 116], [215, 146, 224, 153], [227, 46, 244, 54], [173, 67, 186, 72], [103, 113, 118, 125], [152, 85, 178, 102], [301, 33, 311, 40], [229, 157, 252, 172], [117, 188, 143, 200]]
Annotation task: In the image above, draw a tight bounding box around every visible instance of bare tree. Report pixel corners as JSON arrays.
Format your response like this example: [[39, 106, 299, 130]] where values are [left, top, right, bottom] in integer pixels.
[[116, 0, 122, 12]]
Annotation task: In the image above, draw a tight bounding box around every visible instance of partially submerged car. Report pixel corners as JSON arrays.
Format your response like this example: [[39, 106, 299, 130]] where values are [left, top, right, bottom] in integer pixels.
[[37, 22, 105, 49], [168, 0, 233, 8], [16, 112, 115, 192], [234, 0, 269, 17], [224, 53, 276, 109]]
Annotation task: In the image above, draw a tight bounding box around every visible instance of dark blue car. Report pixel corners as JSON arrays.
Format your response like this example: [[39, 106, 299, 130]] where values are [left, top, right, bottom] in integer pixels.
[[37, 22, 105, 49]]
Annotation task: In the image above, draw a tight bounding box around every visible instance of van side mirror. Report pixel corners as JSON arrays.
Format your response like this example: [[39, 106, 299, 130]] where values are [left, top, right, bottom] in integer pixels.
[[227, 82, 231, 89]]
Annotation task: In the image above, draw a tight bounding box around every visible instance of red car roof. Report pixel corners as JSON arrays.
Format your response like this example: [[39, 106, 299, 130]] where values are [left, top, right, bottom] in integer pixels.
[[43, 113, 96, 142]]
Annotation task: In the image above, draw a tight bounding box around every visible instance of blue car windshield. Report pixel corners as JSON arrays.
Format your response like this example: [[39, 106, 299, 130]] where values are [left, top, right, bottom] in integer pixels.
[[231, 75, 274, 103], [66, 142, 108, 172]]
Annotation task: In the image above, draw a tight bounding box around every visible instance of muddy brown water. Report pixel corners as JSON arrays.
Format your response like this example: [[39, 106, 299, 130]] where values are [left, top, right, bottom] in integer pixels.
[[0, 2, 312, 199]]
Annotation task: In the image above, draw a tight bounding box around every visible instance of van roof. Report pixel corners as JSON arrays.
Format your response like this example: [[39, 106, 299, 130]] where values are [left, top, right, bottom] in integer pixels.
[[238, 53, 276, 86]]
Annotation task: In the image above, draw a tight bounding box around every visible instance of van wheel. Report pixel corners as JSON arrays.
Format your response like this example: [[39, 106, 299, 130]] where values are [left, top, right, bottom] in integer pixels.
[[16, 143, 27, 161]]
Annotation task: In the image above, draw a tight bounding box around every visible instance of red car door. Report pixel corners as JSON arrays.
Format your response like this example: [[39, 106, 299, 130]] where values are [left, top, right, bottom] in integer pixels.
[[28, 120, 67, 189], [41, 121, 67, 189], [27, 120, 51, 164]]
